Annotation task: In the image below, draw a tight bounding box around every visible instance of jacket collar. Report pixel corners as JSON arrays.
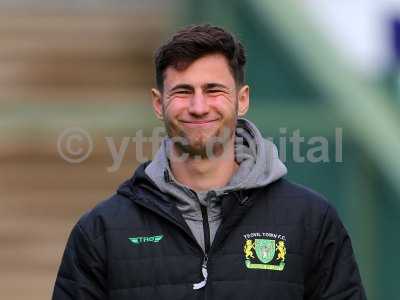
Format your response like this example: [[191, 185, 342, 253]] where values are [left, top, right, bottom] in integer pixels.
[[117, 161, 259, 253]]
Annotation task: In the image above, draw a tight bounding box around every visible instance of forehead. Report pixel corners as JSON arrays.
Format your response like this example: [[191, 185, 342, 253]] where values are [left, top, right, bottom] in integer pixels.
[[163, 54, 235, 90]]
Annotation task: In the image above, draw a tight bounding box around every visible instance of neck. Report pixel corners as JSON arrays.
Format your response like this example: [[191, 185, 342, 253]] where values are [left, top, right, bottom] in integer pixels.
[[169, 139, 238, 192]]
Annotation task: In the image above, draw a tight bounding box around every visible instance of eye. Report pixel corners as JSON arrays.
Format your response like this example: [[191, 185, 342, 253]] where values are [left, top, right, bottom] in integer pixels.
[[208, 89, 223, 94]]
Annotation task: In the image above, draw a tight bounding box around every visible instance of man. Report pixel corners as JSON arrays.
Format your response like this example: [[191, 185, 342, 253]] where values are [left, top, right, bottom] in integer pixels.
[[53, 24, 366, 299]]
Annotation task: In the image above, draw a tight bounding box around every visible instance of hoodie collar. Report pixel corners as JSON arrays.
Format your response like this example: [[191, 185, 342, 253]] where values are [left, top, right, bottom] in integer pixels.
[[229, 118, 287, 189], [144, 118, 287, 199]]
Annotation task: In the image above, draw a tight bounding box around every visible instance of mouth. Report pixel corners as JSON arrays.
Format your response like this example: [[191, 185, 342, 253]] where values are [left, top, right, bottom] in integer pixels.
[[179, 119, 219, 128], [180, 119, 218, 125]]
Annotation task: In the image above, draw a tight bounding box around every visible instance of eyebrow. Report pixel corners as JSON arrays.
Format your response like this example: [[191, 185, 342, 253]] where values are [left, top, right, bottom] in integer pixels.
[[202, 83, 229, 90], [169, 82, 229, 93]]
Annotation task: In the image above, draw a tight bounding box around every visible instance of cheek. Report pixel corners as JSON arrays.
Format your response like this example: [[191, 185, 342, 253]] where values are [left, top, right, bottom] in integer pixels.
[[209, 91, 236, 104], [163, 100, 187, 120], [211, 95, 238, 114]]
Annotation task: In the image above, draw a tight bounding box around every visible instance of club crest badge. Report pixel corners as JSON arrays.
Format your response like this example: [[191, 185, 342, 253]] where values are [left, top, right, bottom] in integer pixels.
[[243, 232, 287, 271]]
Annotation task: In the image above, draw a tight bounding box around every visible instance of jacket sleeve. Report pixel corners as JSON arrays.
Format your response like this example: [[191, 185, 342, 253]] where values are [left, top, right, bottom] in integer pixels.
[[52, 222, 107, 300], [305, 205, 367, 300]]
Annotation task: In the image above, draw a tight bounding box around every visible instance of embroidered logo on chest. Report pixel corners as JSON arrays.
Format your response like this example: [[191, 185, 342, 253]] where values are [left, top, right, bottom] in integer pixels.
[[129, 235, 164, 245], [243, 232, 286, 271]]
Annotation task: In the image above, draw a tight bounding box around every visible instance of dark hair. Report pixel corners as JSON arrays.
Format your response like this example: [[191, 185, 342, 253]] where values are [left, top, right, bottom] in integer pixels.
[[154, 24, 246, 91]]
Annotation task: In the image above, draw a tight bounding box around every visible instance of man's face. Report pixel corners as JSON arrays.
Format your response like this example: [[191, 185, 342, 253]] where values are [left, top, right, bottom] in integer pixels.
[[152, 53, 249, 158]]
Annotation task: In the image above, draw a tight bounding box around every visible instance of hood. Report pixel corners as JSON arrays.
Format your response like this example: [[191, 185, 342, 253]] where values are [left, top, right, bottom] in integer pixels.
[[227, 118, 287, 189], [143, 118, 287, 221]]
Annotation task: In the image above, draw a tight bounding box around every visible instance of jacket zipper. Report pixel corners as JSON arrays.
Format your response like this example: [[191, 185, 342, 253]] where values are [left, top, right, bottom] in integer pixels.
[[193, 204, 210, 290], [184, 188, 211, 255], [201, 205, 211, 253]]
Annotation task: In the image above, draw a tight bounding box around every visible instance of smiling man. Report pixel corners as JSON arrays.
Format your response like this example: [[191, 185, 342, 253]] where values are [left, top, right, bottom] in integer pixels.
[[151, 52, 249, 190], [53, 25, 366, 300]]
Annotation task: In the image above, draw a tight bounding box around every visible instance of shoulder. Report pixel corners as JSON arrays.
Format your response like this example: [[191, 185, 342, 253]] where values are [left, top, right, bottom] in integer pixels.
[[73, 162, 157, 241], [75, 191, 139, 241], [265, 178, 329, 206], [257, 178, 338, 229]]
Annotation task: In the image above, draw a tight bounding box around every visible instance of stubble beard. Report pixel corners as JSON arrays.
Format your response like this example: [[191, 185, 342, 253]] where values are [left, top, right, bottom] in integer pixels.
[[164, 115, 237, 160], [163, 95, 239, 161]]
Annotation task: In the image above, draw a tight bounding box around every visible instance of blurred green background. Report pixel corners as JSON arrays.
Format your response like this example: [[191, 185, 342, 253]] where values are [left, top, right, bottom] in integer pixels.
[[1, 0, 399, 299]]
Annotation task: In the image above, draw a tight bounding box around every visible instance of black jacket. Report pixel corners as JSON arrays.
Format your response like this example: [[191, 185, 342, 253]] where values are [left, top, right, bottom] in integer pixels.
[[53, 162, 366, 299]]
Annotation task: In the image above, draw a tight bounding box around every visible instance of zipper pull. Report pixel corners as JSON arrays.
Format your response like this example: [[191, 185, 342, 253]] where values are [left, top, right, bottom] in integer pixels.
[[239, 196, 249, 206], [193, 255, 208, 290]]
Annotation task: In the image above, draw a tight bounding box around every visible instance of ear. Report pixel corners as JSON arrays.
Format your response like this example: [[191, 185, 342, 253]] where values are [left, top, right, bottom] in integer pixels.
[[237, 85, 249, 116], [151, 88, 164, 120]]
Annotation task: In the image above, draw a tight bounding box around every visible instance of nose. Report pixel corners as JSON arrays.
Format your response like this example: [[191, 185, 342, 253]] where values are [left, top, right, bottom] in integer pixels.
[[188, 91, 209, 116]]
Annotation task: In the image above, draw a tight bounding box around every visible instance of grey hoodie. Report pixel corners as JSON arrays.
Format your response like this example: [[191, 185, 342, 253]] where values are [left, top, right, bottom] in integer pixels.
[[145, 118, 287, 251]]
